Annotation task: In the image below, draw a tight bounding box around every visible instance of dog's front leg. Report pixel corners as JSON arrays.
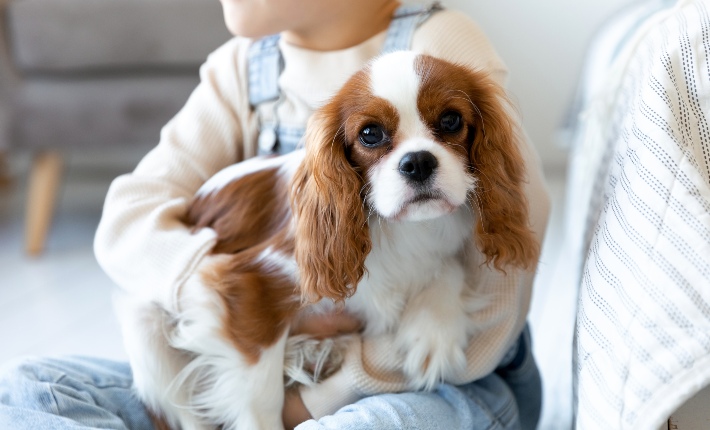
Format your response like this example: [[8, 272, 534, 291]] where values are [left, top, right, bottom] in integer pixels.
[[115, 295, 208, 430], [174, 325, 288, 430], [173, 259, 288, 430], [395, 261, 470, 390], [229, 330, 289, 430]]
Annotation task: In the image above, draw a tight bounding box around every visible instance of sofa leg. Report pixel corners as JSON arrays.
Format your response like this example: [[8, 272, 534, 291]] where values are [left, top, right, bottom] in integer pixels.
[[0, 151, 12, 190], [25, 151, 63, 256]]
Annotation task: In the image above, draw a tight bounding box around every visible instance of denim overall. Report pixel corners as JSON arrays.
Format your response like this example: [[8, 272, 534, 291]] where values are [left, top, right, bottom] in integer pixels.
[[247, 2, 443, 156]]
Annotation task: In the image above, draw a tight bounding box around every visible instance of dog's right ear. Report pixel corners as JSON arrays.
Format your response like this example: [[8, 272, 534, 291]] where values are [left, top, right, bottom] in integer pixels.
[[290, 104, 371, 304]]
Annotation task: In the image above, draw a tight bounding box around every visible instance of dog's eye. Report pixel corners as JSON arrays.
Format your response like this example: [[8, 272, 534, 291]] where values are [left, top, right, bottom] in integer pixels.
[[440, 112, 463, 133], [359, 124, 388, 147]]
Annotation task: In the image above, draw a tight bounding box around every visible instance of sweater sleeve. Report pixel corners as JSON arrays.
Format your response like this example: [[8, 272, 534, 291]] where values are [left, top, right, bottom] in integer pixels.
[[299, 10, 551, 419], [94, 39, 250, 310]]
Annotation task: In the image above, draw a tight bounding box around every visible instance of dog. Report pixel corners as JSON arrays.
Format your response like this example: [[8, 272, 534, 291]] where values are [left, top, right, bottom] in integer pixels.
[[117, 51, 539, 430]]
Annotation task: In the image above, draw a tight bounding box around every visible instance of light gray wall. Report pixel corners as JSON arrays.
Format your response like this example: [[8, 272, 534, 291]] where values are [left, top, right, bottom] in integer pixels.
[[425, 0, 640, 170]]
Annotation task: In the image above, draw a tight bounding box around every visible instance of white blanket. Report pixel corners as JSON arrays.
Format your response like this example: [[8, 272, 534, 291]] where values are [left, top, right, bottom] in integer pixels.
[[570, 0, 710, 428]]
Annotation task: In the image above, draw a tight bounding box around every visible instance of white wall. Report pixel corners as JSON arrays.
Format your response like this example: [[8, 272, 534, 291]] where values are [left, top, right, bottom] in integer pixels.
[[436, 0, 639, 170]]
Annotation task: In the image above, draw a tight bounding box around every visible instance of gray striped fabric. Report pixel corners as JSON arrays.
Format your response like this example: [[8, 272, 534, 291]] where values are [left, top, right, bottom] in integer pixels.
[[572, 1, 710, 428]]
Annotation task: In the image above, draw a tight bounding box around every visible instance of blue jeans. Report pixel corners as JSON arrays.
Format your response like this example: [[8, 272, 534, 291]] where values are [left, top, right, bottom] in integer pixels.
[[0, 327, 540, 430]]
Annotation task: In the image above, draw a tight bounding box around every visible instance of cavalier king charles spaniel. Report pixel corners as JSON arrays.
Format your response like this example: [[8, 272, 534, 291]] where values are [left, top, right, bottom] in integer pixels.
[[118, 51, 539, 430]]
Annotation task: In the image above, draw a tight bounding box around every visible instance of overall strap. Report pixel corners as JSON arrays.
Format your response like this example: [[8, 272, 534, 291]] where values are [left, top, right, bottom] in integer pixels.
[[247, 34, 287, 153], [247, 34, 283, 107], [381, 1, 443, 54]]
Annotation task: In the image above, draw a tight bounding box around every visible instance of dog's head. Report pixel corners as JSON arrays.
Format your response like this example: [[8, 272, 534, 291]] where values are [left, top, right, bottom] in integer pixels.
[[292, 51, 539, 303]]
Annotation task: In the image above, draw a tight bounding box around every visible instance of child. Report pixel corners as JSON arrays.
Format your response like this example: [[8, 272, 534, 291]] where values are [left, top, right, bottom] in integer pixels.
[[0, 0, 550, 428]]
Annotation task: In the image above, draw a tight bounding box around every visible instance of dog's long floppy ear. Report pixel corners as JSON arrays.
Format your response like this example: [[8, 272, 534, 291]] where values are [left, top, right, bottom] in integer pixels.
[[291, 104, 371, 304], [466, 74, 540, 272]]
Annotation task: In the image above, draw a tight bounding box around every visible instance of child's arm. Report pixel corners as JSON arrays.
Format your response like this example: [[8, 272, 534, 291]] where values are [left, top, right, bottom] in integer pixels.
[[94, 39, 252, 310]]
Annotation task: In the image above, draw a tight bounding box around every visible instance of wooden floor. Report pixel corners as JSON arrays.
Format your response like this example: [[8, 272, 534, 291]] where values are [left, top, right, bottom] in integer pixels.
[[0, 150, 570, 429]]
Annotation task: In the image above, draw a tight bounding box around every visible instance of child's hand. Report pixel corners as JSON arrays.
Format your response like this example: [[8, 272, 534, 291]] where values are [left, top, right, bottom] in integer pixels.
[[284, 310, 363, 429], [283, 388, 311, 430], [290, 310, 363, 339]]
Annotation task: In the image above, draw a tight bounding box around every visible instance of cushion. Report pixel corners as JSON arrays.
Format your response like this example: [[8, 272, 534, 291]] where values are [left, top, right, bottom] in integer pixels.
[[6, 0, 232, 73], [10, 74, 199, 149]]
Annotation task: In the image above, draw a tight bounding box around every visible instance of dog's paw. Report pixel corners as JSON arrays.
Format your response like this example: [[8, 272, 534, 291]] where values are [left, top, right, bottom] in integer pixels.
[[283, 335, 350, 386], [398, 322, 468, 390]]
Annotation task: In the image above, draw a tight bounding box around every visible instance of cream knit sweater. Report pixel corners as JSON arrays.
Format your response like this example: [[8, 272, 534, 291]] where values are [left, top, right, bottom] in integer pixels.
[[94, 10, 551, 419]]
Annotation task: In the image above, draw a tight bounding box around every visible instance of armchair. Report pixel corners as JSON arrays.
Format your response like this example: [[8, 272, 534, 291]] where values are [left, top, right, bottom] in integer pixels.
[[0, 0, 232, 255]]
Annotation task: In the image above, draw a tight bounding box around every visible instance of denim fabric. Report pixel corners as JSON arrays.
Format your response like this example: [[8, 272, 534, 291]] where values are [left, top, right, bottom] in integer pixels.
[[380, 3, 443, 55], [496, 325, 541, 430], [298, 376, 519, 430], [0, 326, 540, 429], [298, 325, 540, 430], [248, 33, 302, 155], [0, 356, 153, 430], [247, 34, 282, 107]]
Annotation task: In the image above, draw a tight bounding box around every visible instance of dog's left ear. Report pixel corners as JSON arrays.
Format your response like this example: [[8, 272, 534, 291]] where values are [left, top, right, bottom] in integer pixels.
[[465, 74, 540, 272], [291, 105, 371, 304]]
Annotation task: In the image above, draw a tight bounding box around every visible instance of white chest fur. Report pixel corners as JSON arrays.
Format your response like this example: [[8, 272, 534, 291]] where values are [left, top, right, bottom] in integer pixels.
[[344, 206, 475, 335]]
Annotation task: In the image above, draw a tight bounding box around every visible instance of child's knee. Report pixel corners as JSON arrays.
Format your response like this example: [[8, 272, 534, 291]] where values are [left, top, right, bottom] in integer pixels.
[[0, 357, 63, 412], [1, 357, 69, 384]]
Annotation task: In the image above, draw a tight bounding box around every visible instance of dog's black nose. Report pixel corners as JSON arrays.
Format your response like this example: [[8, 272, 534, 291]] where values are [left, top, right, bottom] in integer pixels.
[[398, 151, 438, 183]]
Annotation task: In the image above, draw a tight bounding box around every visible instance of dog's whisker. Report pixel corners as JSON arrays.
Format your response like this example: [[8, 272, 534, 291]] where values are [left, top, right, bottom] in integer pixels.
[[419, 62, 435, 85], [468, 191, 487, 235], [445, 140, 467, 152], [468, 166, 493, 194], [329, 120, 349, 153], [451, 90, 485, 133]]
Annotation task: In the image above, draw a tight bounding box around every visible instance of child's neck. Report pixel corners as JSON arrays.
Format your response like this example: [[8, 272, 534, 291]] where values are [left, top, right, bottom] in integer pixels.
[[282, 1, 401, 51]]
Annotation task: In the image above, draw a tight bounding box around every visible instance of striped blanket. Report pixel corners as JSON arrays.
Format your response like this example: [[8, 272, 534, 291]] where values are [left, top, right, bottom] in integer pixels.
[[568, 0, 710, 428]]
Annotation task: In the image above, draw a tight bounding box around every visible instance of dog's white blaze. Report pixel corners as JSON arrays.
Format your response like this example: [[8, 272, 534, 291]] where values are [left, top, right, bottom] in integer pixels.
[[369, 52, 428, 139], [368, 52, 475, 221]]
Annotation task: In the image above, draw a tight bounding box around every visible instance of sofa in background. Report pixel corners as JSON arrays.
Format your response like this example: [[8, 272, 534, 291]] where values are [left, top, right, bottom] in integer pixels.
[[0, 0, 232, 255]]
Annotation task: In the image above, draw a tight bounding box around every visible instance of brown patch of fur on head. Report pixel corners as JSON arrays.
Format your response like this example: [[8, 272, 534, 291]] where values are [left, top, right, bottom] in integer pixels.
[[415, 54, 540, 271], [290, 70, 376, 304]]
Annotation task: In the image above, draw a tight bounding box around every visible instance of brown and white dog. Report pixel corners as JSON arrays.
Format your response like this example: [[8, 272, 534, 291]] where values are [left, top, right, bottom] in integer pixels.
[[118, 51, 539, 430]]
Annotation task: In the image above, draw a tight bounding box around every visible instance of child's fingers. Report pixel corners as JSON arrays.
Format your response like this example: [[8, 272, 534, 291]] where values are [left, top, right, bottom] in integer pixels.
[[291, 311, 363, 338]]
